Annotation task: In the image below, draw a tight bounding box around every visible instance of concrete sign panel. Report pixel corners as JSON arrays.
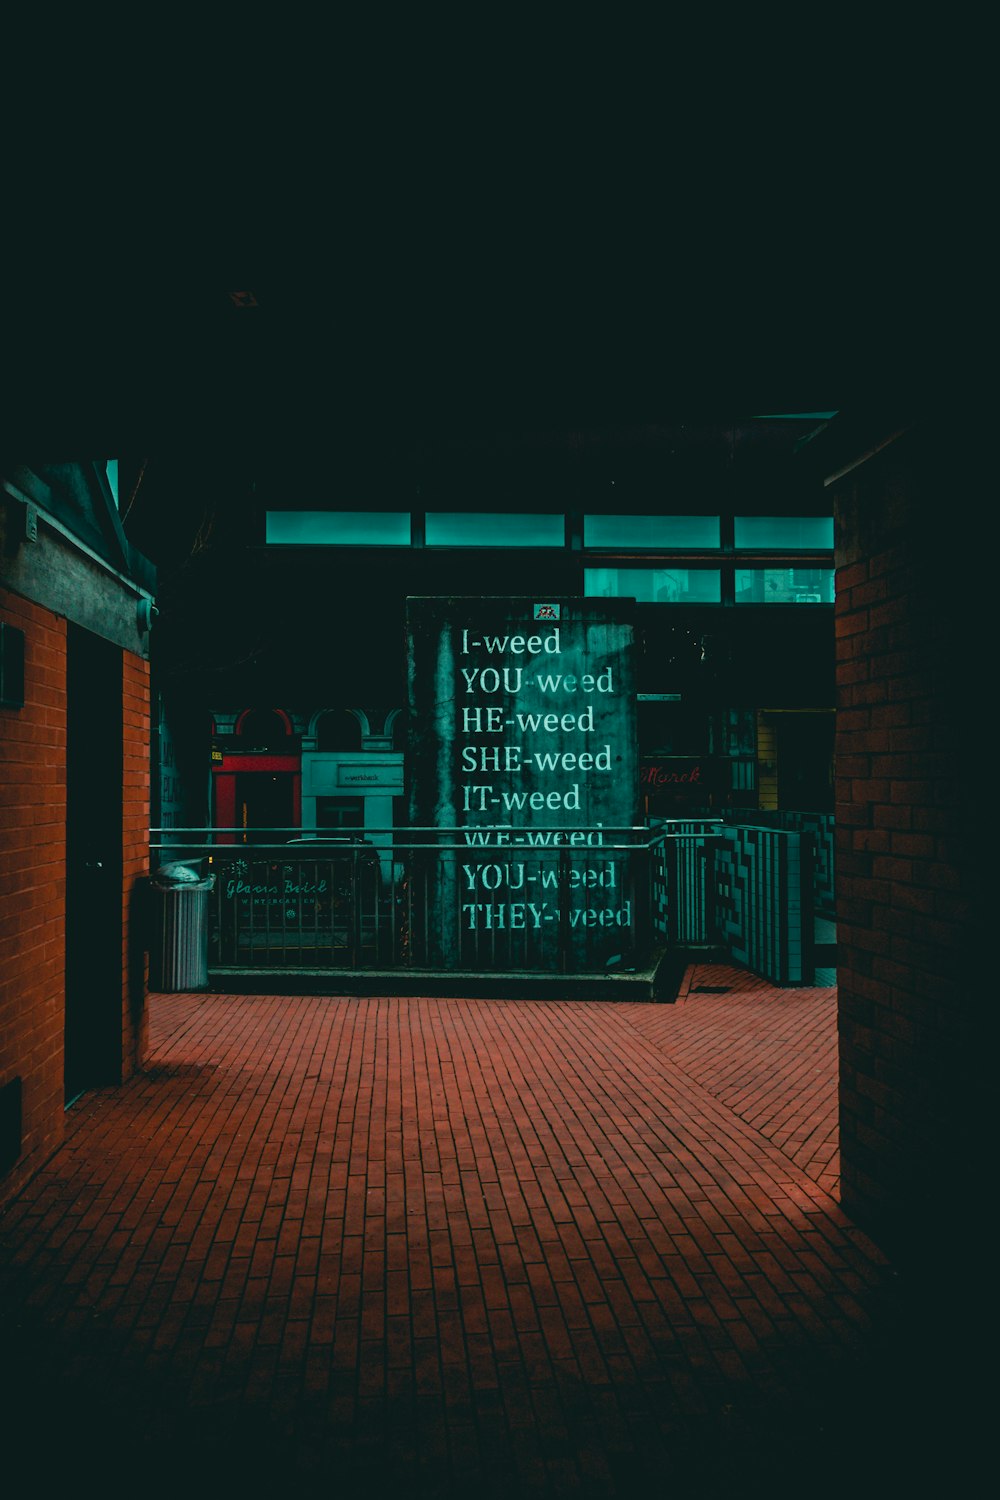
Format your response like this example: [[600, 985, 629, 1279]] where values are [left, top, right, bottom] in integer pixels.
[[406, 597, 637, 971]]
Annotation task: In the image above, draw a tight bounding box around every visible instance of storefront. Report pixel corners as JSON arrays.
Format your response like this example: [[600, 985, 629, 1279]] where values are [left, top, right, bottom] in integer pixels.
[[210, 708, 301, 843]]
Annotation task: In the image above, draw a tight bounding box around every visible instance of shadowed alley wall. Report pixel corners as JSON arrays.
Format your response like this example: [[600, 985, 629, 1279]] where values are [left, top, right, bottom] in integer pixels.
[[832, 419, 981, 1263]]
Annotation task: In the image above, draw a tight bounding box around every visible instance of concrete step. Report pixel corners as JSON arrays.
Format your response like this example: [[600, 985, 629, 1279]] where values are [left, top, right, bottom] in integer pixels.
[[208, 947, 683, 1002]]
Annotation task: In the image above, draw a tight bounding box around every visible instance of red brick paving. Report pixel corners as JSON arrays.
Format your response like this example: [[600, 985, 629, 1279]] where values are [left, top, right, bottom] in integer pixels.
[[624, 964, 840, 1196], [0, 971, 973, 1496]]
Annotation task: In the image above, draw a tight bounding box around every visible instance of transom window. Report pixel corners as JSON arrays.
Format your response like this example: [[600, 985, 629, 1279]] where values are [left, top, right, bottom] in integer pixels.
[[424, 513, 564, 547], [584, 515, 720, 549], [733, 516, 834, 549], [265, 512, 410, 546]]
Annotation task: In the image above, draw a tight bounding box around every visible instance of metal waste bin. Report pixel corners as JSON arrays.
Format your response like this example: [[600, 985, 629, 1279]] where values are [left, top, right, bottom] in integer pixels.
[[150, 861, 216, 991]]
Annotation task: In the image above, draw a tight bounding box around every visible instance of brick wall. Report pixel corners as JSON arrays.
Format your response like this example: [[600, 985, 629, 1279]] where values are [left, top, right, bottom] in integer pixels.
[[1, 587, 151, 1206], [0, 589, 69, 1199], [122, 653, 150, 1076], [833, 424, 979, 1264]]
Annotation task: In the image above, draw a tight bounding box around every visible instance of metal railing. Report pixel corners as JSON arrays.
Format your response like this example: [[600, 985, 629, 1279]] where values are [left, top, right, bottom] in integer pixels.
[[150, 824, 725, 975]]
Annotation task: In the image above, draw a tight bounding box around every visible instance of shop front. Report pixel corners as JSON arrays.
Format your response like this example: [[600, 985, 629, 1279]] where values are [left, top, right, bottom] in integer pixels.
[[211, 709, 302, 843]]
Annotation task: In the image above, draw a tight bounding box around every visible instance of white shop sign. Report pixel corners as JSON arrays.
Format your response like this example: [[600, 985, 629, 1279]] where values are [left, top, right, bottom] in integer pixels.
[[338, 762, 403, 791], [303, 754, 403, 797]]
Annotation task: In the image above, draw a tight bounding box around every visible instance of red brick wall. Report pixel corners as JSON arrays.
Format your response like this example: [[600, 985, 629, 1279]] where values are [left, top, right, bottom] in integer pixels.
[[832, 426, 978, 1263], [0, 589, 69, 1200], [122, 653, 150, 1077], [1, 587, 151, 1206]]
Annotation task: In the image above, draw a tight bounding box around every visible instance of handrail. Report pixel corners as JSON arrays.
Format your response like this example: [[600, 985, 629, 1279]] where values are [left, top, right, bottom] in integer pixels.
[[150, 823, 723, 835], [152, 841, 692, 855], [150, 832, 725, 856]]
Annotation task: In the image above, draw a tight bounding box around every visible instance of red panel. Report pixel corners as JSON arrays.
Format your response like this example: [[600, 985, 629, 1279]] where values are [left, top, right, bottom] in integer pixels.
[[213, 754, 300, 774], [215, 773, 237, 843]]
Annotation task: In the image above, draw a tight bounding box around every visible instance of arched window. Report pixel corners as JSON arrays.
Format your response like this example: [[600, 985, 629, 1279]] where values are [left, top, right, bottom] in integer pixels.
[[235, 708, 292, 749], [390, 711, 407, 752], [316, 710, 362, 752]]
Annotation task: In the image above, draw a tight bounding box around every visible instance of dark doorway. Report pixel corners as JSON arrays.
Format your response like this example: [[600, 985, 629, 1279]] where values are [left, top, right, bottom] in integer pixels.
[[777, 712, 835, 811], [236, 772, 294, 842], [65, 626, 123, 1105]]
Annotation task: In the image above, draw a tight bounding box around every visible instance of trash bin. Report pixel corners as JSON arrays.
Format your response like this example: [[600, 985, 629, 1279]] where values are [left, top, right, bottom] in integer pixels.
[[150, 861, 216, 991]]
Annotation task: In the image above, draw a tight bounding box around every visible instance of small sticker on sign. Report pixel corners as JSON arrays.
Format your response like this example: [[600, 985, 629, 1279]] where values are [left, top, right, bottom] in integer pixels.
[[533, 603, 560, 621]]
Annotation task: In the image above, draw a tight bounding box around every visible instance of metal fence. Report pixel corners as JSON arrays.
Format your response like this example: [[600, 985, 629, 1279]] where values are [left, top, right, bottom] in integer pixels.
[[150, 818, 818, 983], [650, 823, 724, 946], [150, 825, 725, 976]]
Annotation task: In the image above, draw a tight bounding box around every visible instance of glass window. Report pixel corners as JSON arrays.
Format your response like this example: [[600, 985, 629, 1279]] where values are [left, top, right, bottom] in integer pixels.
[[734, 516, 834, 549], [266, 511, 411, 545], [584, 568, 722, 603], [424, 512, 565, 547], [584, 514, 720, 548], [735, 568, 834, 604]]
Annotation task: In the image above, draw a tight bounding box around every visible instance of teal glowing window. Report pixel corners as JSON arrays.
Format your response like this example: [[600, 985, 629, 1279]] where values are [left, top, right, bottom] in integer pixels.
[[265, 512, 411, 545], [424, 513, 564, 547], [734, 516, 834, 549], [735, 568, 834, 604], [584, 514, 720, 549], [584, 568, 722, 603]]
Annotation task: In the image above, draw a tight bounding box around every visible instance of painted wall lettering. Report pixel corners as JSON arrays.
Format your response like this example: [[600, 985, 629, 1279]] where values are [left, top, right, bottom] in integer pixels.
[[407, 598, 637, 970]]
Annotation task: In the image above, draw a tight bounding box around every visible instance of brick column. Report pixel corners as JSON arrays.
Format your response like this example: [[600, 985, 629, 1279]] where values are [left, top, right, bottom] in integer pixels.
[[832, 422, 980, 1264]]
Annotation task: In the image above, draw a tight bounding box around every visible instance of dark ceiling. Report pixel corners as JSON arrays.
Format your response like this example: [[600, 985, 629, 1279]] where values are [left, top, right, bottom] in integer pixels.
[[0, 266, 923, 467]]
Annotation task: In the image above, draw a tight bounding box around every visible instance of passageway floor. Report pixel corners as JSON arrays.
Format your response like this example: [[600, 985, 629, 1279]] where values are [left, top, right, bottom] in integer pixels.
[[0, 968, 977, 1497]]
